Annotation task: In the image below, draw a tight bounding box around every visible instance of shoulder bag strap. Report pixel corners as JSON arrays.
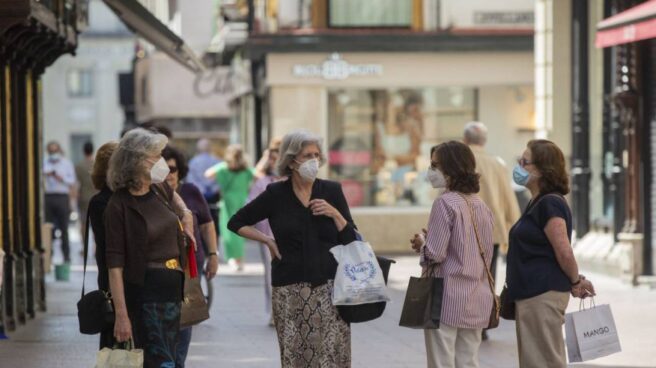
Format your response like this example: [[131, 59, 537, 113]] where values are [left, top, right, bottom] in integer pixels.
[[81, 209, 91, 298], [458, 194, 498, 300], [151, 186, 185, 233]]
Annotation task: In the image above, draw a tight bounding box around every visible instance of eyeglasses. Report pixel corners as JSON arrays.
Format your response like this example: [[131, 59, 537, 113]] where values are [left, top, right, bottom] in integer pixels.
[[168, 166, 178, 173], [518, 158, 533, 167]]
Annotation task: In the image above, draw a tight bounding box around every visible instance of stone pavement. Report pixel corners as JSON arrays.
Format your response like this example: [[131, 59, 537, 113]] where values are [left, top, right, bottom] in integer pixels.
[[1, 238, 655, 368]]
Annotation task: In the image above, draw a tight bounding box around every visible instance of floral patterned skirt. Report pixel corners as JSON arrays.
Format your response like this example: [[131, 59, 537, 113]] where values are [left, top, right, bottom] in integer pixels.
[[272, 280, 351, 368]]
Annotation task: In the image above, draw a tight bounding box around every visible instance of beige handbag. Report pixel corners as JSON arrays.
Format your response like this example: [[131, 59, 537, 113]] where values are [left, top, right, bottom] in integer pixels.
[[95, 339, 143, 368], [460, 194, 501, 329]]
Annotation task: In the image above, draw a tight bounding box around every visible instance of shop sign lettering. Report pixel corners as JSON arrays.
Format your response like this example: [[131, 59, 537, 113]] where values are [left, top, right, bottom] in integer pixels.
[[292, 53, 383, 80]]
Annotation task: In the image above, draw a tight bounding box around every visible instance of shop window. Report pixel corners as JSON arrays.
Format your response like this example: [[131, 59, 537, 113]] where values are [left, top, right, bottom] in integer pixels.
[[66, 69, 94, 98], [328, 0, 412, 28], [327, 88, 477, 207]]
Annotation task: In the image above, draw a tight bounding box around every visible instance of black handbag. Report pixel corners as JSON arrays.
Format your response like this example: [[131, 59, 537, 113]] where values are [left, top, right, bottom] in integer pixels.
[[500, 285, 516, 320], [77, 211, 115, 335], [337, 256, 395, 323], [399, 265, 444, 329]]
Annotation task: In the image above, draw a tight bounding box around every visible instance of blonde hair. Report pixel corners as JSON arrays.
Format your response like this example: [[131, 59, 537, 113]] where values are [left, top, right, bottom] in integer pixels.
[[91, 141, 119, 190], [225, 144, 249, 171]]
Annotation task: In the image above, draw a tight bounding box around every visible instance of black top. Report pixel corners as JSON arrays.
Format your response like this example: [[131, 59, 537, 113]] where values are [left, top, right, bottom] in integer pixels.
[[88, 185, 113, 291], [228, 178, 358, 287], [506, 193, 572, 302]]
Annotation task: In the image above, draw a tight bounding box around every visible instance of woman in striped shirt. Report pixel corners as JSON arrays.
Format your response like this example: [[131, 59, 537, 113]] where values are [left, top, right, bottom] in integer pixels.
[[411, 141, 495, 368]]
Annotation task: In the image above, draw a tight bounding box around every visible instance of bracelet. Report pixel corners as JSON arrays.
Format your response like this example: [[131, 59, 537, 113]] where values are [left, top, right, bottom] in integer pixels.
[[208, 252, 218, 257], [571, 275, 583, 286]]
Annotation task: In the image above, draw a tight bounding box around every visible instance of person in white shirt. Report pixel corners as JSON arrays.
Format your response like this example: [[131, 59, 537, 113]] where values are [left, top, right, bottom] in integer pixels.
[[43, 141, 77, 263]]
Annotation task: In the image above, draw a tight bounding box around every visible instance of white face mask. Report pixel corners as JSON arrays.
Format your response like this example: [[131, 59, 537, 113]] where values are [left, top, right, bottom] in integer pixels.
[[426, 167, 447, 189], [295, 158, 320, 182], [150, 157, 170, 184]]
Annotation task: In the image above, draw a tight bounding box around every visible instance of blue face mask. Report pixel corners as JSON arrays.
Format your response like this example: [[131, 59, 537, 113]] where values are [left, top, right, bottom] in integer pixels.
[[513, 165, 530, 186]]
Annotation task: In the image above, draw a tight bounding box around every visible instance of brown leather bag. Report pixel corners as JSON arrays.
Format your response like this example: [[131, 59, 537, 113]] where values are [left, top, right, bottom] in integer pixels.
[[460, 194, 501, 329], [179, 239, 210, 328]]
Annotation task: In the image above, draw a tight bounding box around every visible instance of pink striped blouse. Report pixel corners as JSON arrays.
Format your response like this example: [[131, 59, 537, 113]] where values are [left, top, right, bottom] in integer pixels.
[[420, 191, 495, 329]]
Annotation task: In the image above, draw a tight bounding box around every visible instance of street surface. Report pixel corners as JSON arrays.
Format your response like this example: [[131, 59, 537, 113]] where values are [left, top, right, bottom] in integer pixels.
[[1, 234, 655, 368]]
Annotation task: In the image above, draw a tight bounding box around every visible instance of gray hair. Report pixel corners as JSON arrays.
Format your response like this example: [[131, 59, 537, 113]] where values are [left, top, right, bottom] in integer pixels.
[[277, 130, 325, 177], [196, 138, 211, 153], [463, 121, 488, 146], [107, 128, 168, 191]]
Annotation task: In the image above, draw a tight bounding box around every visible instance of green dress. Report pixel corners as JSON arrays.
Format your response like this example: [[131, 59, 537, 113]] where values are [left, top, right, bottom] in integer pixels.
[[214, 162, 254, 260]]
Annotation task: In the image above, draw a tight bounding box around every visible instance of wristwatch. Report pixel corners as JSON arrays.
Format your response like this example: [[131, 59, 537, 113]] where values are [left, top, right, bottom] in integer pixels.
[[208, 252, 219, 257]]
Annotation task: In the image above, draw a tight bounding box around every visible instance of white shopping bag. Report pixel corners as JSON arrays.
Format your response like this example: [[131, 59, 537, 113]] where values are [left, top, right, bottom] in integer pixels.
[[330, 241, 391, 306], [95, 340, 144, 368], [565, 302, 621, 363]]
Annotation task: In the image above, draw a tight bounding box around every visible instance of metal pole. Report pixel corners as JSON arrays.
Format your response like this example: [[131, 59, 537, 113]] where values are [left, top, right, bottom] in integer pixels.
[[572, 0, 591, 237]]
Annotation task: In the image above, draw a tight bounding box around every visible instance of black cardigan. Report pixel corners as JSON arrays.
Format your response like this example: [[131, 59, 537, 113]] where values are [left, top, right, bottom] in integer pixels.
[[88, 185, 113, 291], [228, 178, 358, 287]]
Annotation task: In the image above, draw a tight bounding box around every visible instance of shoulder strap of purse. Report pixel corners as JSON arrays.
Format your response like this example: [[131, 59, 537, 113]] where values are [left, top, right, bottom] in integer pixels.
[[81, 208, 91, 298], [458, 194, 498, 300], [151, 186, 185, 233]]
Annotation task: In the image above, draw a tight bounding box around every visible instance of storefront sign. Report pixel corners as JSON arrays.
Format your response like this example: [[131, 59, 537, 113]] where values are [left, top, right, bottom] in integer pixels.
[[292, 53, 383, 80], [473, 11, 534, 25]]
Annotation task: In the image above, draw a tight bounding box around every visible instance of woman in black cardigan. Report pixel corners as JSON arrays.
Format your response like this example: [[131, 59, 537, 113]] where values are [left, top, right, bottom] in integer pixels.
[[228, 130, 358, 367]]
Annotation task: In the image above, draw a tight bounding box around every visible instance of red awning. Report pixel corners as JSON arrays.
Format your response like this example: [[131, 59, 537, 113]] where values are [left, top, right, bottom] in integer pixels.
[[596, 0, 656, 48]]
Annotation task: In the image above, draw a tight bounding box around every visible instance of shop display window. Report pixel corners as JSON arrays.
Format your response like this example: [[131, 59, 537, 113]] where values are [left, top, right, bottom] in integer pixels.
[[327, 88, 477, 207]]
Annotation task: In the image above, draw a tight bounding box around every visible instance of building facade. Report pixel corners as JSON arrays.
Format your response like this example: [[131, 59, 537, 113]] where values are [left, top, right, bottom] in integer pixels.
[[1, 0, 84, 333], [538, 0, 656, 281], [238, 0, 535, 252], [42, 0, 135, 163]]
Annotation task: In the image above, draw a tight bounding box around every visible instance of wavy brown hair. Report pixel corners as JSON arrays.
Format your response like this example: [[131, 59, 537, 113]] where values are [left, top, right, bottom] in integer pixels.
[[527, 139, 570, 195], [432, 141, 480, 194], [91, 141, 118, 190]]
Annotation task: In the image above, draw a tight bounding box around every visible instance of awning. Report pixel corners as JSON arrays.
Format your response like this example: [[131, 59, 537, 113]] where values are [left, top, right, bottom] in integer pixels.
[[596, 0, 656, 48], [103, 0, 205, 73]]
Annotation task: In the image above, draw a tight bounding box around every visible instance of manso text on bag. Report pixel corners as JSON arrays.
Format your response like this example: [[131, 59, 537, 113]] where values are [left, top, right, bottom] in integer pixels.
[[330, 241, 391, 306]]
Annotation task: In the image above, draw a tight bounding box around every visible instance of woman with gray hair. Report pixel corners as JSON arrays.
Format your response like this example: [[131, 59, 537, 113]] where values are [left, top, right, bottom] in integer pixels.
[[104, 128, 195, 367], [228, 130, 358, 367]]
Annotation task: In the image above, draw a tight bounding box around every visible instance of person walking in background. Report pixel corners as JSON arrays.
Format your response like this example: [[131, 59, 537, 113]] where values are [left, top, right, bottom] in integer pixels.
[[463, 122, 520, 340], [228, 131, 358, 367], [105, 128, 195, 367], [43, 141, 77, 263], [507, 140, 595, 368], [161, 145, 219, 367], [188, 138, 222, 235], [248, 138, 282, 326], [205, 144, 253, 271], [410, 141, 495, 368], [87, 141, 118, 349], [75, 141, 96, 247]]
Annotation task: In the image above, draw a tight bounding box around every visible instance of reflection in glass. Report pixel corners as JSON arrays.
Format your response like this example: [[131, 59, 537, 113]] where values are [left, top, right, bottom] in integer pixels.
[[328, 88, 477, 207]]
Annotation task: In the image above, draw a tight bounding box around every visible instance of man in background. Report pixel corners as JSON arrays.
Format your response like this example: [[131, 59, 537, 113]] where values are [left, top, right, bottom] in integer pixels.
[[188, 138, 222, 235], [463, 122, 521, 339], [43, 141, 77, 263]]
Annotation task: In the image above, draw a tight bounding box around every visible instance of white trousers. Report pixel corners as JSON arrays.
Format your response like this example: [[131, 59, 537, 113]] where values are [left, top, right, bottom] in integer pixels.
[[424, 324, 482, 368]]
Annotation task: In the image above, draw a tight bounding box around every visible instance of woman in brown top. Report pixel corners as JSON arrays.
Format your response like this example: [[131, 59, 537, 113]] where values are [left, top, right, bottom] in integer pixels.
[[105, 128, 195, 368]]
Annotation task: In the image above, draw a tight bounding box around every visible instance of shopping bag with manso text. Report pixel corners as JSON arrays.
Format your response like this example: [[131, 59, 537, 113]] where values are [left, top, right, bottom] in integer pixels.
[[565, 302, 621, 362], [330, 241, 391, 306]]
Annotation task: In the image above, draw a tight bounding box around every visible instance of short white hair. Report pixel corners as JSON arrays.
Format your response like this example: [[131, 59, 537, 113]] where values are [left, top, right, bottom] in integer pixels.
[[463, 121, 488, 146], [107, 128, 168, 191], [277, 130, 325, 177]]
